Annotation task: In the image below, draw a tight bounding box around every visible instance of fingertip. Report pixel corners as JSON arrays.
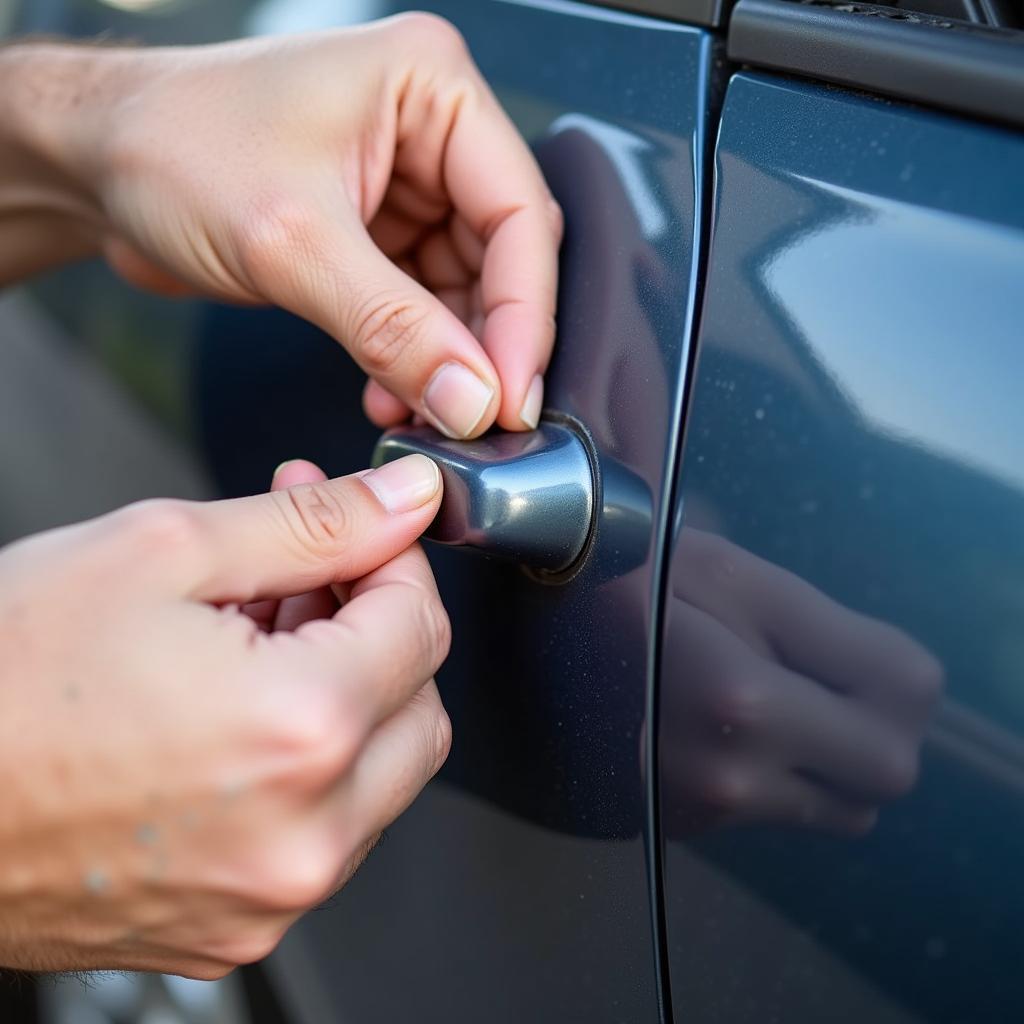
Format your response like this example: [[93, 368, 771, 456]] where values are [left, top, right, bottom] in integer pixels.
[[505, 372, 543, 431], [272, 459, 328, 490], [493, 368, 546, 432], [361, 453, 442, 515], [421, 360, 500, 439], [363, 379, 412, 428], [483, 300, 555, 431]]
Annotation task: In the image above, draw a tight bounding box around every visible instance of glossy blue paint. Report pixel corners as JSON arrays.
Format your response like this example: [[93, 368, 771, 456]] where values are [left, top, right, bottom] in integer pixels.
[[196, 2, 712, 1020], [660, 73, 1024, 1023]]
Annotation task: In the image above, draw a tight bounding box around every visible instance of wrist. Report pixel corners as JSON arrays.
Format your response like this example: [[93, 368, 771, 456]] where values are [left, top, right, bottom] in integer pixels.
[[0, 43, 136, 257]]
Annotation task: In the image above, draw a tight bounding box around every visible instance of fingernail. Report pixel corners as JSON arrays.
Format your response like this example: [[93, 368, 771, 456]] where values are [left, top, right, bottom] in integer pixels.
[[423, 362, 494, 439], [273, 460, 300, 479], [364, 454, 441, 514], [519, 374, 544, 430]]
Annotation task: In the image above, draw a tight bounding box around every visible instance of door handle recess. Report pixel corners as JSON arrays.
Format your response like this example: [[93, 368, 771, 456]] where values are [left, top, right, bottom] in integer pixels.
[[372, 421, 596, 574]]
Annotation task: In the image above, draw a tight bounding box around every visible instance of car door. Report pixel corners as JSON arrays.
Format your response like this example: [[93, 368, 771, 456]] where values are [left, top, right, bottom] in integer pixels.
[[1, 0, 714, 1019], [659, 5, 1024, 1022], [193, 2, 715, 1021]]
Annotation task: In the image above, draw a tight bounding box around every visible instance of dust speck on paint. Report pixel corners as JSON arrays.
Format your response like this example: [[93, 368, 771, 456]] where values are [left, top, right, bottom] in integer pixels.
[[63, 683, 81, 703], [83, 867, 111, 895]]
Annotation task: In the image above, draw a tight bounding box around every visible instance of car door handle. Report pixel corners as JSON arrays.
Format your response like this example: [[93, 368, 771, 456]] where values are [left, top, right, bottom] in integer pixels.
[[372, 421, 596, 574]]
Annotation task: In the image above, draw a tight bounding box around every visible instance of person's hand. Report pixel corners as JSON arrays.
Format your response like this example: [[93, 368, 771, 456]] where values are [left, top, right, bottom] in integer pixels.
[[2, 15, 561, 436], [662, 529, 944, 837], [0, 454, 451, 979]]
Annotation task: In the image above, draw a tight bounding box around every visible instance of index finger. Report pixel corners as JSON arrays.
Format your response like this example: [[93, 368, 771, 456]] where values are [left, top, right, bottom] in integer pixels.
[[445, 77, 562, 431], [282, 543, 451, 731]]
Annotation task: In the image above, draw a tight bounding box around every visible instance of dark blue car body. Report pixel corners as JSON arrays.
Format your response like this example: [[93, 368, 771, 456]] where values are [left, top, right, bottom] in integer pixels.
[[9, 0, 1024, 1020]]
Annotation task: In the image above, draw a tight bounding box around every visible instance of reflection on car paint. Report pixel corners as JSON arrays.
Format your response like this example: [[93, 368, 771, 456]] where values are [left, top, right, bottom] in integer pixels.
[[663, 527, 942, 837], [661, 72, 1024, 1024]]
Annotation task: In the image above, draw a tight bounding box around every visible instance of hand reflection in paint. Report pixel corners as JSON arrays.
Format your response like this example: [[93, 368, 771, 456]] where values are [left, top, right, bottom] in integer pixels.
[[661, 528, 944, 837]]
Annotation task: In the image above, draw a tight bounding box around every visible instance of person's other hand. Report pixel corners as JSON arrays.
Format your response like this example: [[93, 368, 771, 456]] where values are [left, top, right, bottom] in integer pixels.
[[662, 529, 944, 837], [0, 454, 451, 978], [17, 15, 561, 436]]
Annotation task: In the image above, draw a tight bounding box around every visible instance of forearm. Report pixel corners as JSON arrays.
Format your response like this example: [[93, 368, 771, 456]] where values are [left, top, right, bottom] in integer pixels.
[[0, 43, 117, 284]]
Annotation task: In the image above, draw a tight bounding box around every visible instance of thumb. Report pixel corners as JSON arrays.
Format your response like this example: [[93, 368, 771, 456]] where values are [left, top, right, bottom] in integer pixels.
[[242, 198, 500, 439], [175, 454, 442, 603]]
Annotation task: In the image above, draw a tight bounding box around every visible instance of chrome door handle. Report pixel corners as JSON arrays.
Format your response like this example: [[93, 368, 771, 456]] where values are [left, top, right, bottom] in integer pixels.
[[372, 421, 596, 574]]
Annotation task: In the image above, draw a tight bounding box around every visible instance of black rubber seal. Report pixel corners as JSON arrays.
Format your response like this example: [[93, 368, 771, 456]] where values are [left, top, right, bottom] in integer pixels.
[[588, 0, 733, 28], [728, 0, 1024, 130]]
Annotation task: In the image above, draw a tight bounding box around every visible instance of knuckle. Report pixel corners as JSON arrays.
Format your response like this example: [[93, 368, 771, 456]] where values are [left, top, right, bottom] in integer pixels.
[[339, 832, 383, 882], [842, 807, 880, 838], [428, 702, 453, 777], [416, 592, 452, 672], [237, 193, 323, 285], [689, 531, 745, 590], [214, 925, 288, 967], [876, 742, 920, 800], [700, 763, 753, 813], [396, 706, 448, 796], [272, 687, 364, 786], [261, 839, 339, 913], [112, 499, 201, 560], [391, 12, 468, 58], [710, 675, 766, 731], [811, 803, 879, 839], [544, 196, 565, 242], [902, 647, 945, 708], [351, 292, 430, 378], [279, 481, 356, 556], [181, 960, 235, 983], [363, 689, 451, 812], [270, 868, 331, 914]]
